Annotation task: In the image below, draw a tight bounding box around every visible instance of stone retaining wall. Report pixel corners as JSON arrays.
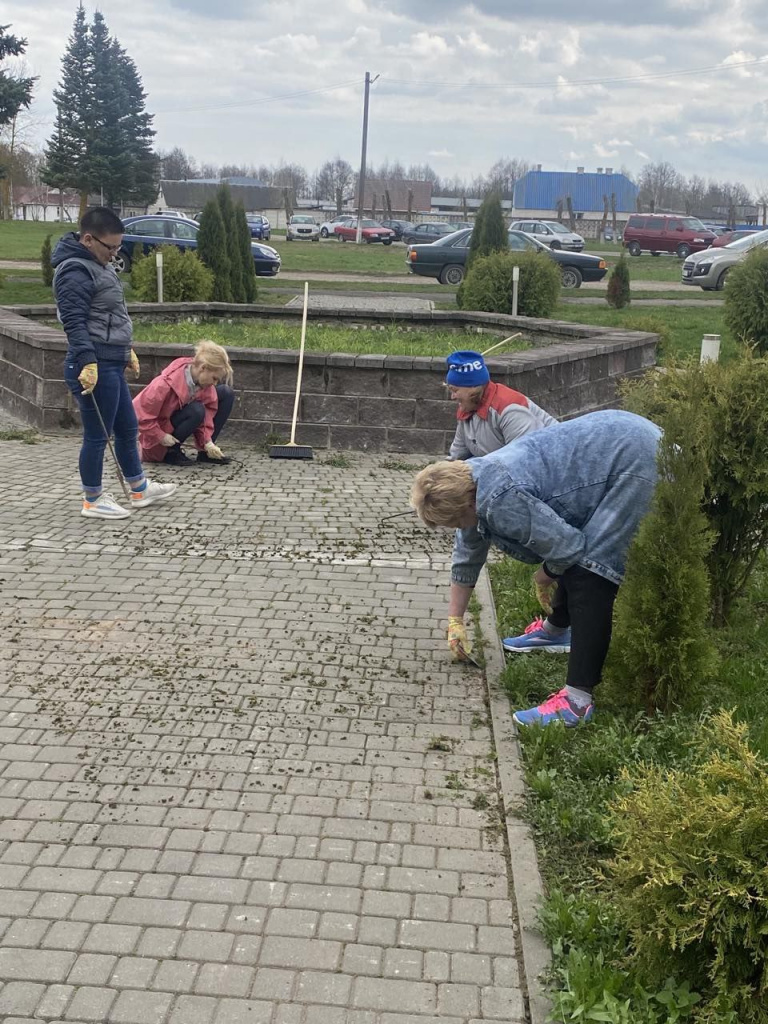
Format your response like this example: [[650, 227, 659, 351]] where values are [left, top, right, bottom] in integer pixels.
[[0, 302, 658, 452]]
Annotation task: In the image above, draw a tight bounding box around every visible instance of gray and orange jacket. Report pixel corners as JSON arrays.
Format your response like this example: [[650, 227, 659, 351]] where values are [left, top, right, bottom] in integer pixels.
[[448, 381, 557, 460]]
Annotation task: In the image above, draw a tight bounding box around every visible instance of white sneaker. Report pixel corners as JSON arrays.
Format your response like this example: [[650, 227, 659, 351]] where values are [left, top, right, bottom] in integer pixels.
[[81, 492, 131, 520], [131, 479, 178, 510]]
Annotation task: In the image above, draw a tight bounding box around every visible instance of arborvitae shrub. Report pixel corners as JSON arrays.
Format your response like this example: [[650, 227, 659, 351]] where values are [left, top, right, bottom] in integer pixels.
[[41, 234, 54, 287], [606, 253, 631, 308], [724, 245, 768, 355], [234, 201, 257, 303], [216, 183, 245, 303], [458, 250, 560, 317], [607, 711, 768, 1023], [197, 199, 232, 302], [131, 245, 213, 302], [467, 192, 507, 269]]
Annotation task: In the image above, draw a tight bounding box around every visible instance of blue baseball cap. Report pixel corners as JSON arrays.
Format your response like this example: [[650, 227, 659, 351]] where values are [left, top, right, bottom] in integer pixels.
[[445, 350, 490, 388]]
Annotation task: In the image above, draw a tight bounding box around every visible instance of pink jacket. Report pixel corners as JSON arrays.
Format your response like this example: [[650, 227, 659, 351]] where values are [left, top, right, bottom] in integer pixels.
[[133, 357, 218, 462]]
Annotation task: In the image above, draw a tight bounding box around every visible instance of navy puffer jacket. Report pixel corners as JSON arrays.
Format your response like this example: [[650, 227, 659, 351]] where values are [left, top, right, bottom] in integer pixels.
[[52, 233, 133, 370]]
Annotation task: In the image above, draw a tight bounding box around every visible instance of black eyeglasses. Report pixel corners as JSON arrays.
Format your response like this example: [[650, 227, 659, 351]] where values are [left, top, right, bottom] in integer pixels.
[[90, 235, 121, 254]]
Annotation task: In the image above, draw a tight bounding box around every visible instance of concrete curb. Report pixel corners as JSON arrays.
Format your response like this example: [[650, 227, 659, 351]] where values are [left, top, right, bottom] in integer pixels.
[[475, 570, 553, 1024]]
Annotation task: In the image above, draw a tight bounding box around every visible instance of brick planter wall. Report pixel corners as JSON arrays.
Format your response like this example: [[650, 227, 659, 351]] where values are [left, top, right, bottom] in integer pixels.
[[0, 303, 658, 453]]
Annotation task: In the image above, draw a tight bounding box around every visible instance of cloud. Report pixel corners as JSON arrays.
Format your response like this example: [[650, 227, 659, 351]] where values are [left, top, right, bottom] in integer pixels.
[[456, 30, 498, 56], [428, 149, 454, 158], [407, 31, 452, 58]]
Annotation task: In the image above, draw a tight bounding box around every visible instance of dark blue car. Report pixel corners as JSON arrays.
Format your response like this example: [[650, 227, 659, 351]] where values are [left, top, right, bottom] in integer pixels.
[[246, 215, 271, 241], [116, 215, 281, 276]]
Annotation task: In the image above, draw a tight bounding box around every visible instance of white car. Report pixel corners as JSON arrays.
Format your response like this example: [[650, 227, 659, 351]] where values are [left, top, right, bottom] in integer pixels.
[[509, 219, 585, 251], [319, 215, 354, 238], [286, 215, 320, 242]]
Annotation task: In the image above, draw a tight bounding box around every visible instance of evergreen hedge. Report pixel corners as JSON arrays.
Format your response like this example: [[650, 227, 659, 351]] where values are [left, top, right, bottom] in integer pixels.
[[197, 198, 232, 302], [41, 234, 54, 287], [606, 253, 631, 308], [723, 246, 768, 355], [131, 245, 213, 302], [457, 250, 560, 317]]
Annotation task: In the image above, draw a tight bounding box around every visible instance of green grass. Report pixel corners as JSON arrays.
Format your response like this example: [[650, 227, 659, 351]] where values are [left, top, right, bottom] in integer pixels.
[[129, 318, 533, 357], [0, 220, 71, 260], [490, 556, 768, 1021], [268, 237, 409, 275]]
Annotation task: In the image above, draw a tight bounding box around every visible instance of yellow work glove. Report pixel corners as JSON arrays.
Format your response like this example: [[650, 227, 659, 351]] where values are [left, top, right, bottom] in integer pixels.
[[128, 349, 140, 379], [447, 616, 472, 662], [78, 363, 98, 395], [160, 433, 179, 447], [533, 572, 558, 615], [204, 440, 224, 460]]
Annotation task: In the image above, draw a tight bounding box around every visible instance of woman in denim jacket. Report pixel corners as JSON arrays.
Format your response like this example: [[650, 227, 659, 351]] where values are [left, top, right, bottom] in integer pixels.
[[411, 409, 662, 727]]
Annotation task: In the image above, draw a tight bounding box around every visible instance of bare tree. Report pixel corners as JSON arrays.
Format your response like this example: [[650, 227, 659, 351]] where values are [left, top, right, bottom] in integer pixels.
[[314, 157, 354, 213], [157, 146, 198, 180]]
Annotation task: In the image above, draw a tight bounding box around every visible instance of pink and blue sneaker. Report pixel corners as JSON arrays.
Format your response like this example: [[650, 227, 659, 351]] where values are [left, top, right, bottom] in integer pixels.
[[503, 617, 571, 654], [513, 689, 594, 728]]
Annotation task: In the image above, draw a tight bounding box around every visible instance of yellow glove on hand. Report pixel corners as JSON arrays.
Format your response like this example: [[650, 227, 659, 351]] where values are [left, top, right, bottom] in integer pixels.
[[534, 574, 558, 615], [447, 616, 472, 662], [128, 349, 140, 379], [78, 363, 98, 395], [204, 441, 224, 460]]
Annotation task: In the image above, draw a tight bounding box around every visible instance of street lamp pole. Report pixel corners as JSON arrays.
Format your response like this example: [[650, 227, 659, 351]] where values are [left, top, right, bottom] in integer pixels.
[[356, 71, 379, 244]]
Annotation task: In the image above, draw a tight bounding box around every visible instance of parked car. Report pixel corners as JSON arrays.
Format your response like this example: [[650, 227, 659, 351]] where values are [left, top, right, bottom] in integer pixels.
[[449, 221, 472, 231], [334, 219, 395, 244], [509, 219, 584, 251], [246, 214, 271, 241], [286, 215, 320, 242], [681, 228, 768, 290], [622, 214, 716, 258], [602, 225, 622, 242], [378, 218, 412, 240], [115, 215, 281, 276], [709, 228, 758, 248], [400, 222, 455, 246], [405, 228, 606, 288], [156, 209, 184, 218], [319, 215, 354, 238]]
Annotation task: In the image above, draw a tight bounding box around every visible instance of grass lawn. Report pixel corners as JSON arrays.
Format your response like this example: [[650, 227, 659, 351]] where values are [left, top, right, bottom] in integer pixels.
[[268, 237, 409, 275], [0, 220, 71, 260], [130, 319, 533, 357]]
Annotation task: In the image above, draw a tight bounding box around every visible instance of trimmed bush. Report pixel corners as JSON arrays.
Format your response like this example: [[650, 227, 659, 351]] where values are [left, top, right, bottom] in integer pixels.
[[41, 234, 54, 287], [606, 393, 717, 714], [457, 250, 560, 318], [197, 198, 232, 302], [622, 356, 768, 623], [607, 711, 768, 1023], [131, 245, 213, 303], [467, 192, 507, 268], [234, 200, 257, 303], [724, 246, 768, 355], [216, 183, 245, 303], [606, 253, 631, 308]]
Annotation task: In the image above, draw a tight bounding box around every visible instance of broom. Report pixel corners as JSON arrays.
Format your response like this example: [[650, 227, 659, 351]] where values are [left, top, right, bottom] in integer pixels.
[[269, 281, 314, 460]]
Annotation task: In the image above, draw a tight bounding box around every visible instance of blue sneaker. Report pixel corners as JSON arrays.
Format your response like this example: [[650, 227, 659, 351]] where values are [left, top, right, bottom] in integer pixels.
[[513, 689, 594, 728], [502, 617, 571, 654]]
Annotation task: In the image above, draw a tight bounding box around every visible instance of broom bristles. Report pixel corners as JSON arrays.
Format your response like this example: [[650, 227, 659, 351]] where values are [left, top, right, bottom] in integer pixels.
[[269, 443, 314, 460]]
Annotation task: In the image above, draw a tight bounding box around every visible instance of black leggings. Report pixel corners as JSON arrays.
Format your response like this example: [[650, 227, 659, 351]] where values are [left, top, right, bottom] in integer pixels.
[[169, 385, 235, 447], [547, 566, 619, 693]]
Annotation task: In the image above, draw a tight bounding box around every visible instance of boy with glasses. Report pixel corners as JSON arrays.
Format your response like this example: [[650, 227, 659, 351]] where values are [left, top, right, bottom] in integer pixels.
[[53, 206, 177, 519]]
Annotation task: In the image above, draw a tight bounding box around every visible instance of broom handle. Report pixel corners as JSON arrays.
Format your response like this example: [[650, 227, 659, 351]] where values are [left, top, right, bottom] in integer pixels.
[[289, 281, 309, 445], [481, 333, 522, 357]]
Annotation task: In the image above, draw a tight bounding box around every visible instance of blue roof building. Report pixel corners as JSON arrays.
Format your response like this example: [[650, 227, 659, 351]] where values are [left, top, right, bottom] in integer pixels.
[[513, 170, 638, 215]]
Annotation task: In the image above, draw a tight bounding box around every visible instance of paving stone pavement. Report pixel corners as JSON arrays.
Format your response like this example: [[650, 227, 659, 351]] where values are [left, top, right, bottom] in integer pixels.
[[0, 434, 529, 1024]]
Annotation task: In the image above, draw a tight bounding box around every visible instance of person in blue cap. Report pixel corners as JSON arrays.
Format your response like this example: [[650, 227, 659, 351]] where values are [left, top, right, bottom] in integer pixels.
[[443, 350, 561, 662], [412, 409, 662, 727]]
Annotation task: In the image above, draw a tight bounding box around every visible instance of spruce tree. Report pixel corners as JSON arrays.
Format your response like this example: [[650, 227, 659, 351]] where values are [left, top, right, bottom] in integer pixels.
[[235, 201, 257, 302], [467, 203, 487, 269], [197, 198, 232, 302], [216, 183, 244, 302], [0, 25, 36, 130], [606, 253, 631, 308]]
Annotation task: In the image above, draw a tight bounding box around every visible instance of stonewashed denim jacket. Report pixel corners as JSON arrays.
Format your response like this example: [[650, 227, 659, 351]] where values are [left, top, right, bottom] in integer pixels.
[[451, 410, 662, 587]]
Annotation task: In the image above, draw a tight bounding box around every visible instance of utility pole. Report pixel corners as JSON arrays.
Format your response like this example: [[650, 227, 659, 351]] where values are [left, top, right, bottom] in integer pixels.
[[356, 71, 379, 244]]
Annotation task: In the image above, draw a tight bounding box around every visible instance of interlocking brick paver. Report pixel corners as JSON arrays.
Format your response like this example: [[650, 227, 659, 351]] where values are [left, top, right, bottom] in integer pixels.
[[0, 438, 525, 1022]]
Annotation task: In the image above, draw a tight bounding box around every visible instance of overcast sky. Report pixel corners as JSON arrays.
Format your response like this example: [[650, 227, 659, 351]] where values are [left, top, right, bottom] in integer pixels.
[[9, 0, 768, 189]]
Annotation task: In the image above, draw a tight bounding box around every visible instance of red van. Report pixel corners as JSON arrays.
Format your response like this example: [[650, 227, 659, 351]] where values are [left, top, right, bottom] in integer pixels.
[[623, 215, 716, 258]]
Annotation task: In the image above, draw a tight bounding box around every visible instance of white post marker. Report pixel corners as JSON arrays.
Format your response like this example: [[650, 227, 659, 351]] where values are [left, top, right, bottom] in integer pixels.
[[700, 333, 721, 363], [512, 265, 520, 317], [156, 250, 164, 304]]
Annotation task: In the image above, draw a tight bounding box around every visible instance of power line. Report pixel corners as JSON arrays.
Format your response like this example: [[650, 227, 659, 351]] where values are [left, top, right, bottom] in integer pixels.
[[153, 78, 362, 117], [381, 55, 768, 92]]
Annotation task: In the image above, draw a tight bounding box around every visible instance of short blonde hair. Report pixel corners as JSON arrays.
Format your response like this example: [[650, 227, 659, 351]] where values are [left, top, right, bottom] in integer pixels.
[[411, 461, 476, 528], [192, 339, 233, 385]]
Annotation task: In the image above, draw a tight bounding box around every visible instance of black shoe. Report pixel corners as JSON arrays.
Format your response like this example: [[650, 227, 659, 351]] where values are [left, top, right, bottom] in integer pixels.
[[197, 450, 232, 465], [164, 447, 196, 466]]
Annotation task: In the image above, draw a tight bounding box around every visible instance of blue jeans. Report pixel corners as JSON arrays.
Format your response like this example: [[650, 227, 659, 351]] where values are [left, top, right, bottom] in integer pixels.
[[64, 358, 144, 495], [168, 385, 235, 449]]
